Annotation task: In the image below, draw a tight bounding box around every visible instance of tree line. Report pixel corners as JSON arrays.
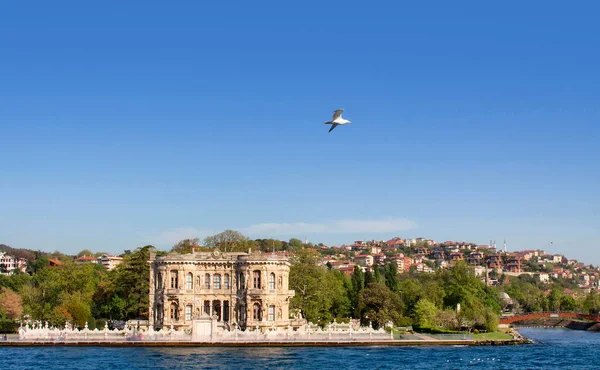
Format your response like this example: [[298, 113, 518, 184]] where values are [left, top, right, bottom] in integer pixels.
[[1, 230, 600, 334]]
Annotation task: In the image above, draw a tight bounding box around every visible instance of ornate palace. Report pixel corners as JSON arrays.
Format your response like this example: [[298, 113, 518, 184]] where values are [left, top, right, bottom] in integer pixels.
[[149, 249, 298, 331]]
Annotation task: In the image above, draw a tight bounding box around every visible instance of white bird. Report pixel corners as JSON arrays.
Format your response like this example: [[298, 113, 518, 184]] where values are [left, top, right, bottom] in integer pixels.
[[324, 109, 351, 133]]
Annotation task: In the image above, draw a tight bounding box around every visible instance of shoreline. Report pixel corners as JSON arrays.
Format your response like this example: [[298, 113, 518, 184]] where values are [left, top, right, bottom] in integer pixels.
[[0, 338, 530, 347]]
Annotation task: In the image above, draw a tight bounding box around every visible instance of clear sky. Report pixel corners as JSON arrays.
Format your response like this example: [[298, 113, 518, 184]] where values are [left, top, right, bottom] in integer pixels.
[[1, 1, 599, 262]]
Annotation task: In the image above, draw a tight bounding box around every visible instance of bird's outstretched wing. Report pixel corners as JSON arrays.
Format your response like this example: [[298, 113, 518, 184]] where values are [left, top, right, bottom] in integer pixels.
[[332, 109, 344, 120], [328, 123, 339, 133]]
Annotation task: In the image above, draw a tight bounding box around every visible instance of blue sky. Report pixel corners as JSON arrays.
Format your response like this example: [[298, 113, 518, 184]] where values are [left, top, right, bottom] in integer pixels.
[[1, 1, 599, 262]]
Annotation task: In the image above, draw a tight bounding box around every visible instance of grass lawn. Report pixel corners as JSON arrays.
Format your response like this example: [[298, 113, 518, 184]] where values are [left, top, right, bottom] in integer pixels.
[[473, 332, 513, 340]]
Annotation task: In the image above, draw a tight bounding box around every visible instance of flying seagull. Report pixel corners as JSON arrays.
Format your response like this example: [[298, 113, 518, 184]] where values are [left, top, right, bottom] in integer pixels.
[[324, 109, 351, 133]]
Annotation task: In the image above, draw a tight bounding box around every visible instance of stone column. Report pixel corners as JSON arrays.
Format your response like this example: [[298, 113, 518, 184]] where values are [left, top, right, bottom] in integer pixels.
[[148, 264, 155, 328]]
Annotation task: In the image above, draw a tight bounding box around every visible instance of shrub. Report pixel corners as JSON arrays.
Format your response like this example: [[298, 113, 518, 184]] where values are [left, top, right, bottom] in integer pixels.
[[96, 319, 107, 330], [0, 320, 20, 334], [396, 316, 413, 327], [86, 316, 96, 330]]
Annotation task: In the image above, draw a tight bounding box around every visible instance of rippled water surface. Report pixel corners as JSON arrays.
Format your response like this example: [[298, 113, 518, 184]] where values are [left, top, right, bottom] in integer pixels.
[[1, 329, 599, 369]]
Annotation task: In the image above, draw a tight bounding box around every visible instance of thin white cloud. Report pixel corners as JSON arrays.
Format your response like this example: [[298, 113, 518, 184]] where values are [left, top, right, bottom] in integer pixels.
[[150, 227, 212, 247], [241, 218, 418, 237]]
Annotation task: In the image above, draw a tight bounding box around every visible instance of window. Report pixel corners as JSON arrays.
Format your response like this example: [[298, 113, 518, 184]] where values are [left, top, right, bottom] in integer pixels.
[[213, 274, 221, 289], [269, 273, 275, 290], [205, 273, 211, 289], [204, 300, 210, 315], [170, 302, 178, 320], [170, 270, 178, 289], [239, 273, 245, 289], [223, 300, 230, 322], [224, 274, 230, 289], [185, 305, 192, 321], [253, 270, 261, 289], [268, 305, 275, 321], [186, 273, 193, 290], [253, 302, 262, 321]]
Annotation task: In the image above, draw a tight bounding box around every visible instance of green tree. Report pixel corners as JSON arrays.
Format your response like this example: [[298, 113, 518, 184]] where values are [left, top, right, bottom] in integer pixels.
[[413, 298, 439, 329], [289, 249, 350, 325], [384, 263, 398, 291], [60, 291, 91, 328], [357, 282, 403, 329], [171, 238, 202, 254], [396, 278, 423, 315], [373, 264, 384, 284], [350, 266, 365, 316], [110, 245, 153, 319], [77, 249, 94, 258], [288, 238, 304, 253], [560, 295, 577, 311], [203, 230, 250, 252], [583, 291, 600, 315], [364, 270, 375, 286], [21, 262, 105, 326], [548, 287, 563, 312]]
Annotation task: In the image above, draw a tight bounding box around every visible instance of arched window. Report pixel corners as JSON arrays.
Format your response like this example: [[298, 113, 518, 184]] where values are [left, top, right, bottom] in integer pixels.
[[170, 302, 178, 320], [253, 302, 262, 321], [213, 274, 222, 289], [170, 270, 178, 289], [185, 305, 192, 321], [268, 305, 275, 321], [268, 273, 275, 290], [224, 274, 230, 289], [186, 273, 193, 290], [253, 270, 261, 289], [205, 273, 211, 289]]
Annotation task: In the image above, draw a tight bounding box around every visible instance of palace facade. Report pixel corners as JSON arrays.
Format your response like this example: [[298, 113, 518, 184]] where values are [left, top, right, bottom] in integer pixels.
[[149, 249, 299, 331]]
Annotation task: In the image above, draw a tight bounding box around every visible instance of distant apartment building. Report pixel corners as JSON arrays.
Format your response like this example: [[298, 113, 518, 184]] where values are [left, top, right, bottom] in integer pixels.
[[373, 253, 386, 265], [97, 254, 124, 271], [468, 251, 484, 265], [505, 256, 522, 273], [486, 253, 503, 269], [537, 273, 550, 283], [354, 254, 374, 267], [449, 252, 463, 262], [0, 252, 27, 275], [369, 245, 382, 255], [415, 246, 429, 256], [414, 263, 434, 273], [552, 254, 563, 264], [386, 238, 404, 248], [431, 249, 445, 261], [329, 261, 356, 276]]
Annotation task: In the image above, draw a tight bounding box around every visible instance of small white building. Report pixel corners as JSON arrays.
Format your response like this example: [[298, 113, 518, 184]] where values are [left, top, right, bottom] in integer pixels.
[[354, 254, 374, 267], [0, 252, 27, 275], [97, 254, 124, 271], [552, 255, 563, 263], [537, 273, 550, 283]]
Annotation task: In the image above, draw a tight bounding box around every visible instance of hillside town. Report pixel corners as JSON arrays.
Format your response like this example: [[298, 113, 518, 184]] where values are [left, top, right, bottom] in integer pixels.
[[313, 237, 599, 298], [2, 236, 597, 298], [0, 250, 123, 275]]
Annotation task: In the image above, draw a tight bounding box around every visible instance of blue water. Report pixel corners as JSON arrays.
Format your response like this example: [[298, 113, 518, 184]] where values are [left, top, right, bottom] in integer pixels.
[[1, 329, 598, 369]]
